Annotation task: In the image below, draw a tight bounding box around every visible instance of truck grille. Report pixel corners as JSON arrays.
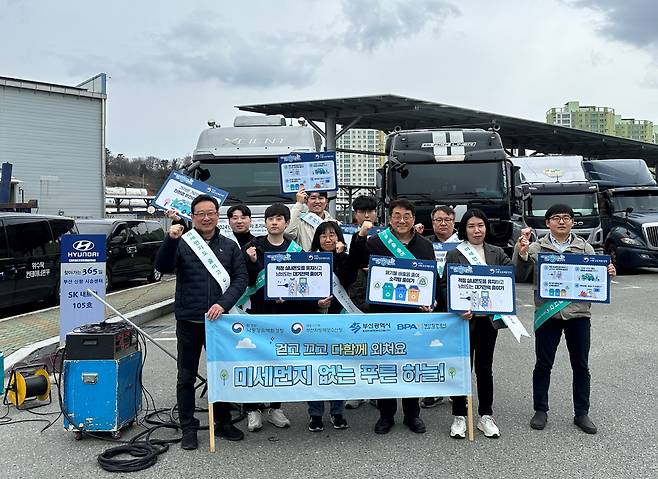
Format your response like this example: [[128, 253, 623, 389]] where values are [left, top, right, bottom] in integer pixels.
[[643, 223, 658, 249]]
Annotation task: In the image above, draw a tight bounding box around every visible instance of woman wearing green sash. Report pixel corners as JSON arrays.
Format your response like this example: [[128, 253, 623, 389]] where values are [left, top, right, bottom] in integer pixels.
[[440, 208, 513, 439], [513, 204, 616, 434]]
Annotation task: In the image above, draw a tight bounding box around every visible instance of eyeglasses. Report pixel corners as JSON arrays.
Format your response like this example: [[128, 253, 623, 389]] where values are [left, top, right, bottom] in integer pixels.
[[193, 211, 218, 218], [432, 217, 454, 224], [391, 213, 413, 222], [549, 215, 573, 223]]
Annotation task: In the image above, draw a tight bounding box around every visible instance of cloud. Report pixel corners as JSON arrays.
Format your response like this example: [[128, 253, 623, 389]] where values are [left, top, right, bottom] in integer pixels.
[[430, 339, 443, 347], [341, 0, 460, 52], [414, 331, 423, 336], [569, 1, 658, 53], [236, 338, 256, 349], [112, 10, 325, 89]]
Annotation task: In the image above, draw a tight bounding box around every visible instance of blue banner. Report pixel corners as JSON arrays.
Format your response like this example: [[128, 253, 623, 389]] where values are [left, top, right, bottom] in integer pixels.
[[205, 313, 471, 403], [366, 256, 437, 308], [264, 251, 333, 300], [341, 224, 385, 252], [446, 264, 516, 315], [278, 151, 338, 194], [152, 171, 229, 220], [60, 235, 107, 340], [537, 253, 611, 303]]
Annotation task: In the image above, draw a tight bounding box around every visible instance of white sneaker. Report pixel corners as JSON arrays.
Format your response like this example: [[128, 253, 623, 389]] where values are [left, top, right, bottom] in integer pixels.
[[267, 408, 291, 428], [477, 415, 500, 438], [345, 399, 364, 409], [247, 410, 263, 432], [450, 415, 466, 439]]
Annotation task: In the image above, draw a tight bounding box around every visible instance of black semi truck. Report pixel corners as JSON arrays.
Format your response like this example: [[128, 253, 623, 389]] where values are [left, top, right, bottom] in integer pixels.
[[379, 129, 518, 250]]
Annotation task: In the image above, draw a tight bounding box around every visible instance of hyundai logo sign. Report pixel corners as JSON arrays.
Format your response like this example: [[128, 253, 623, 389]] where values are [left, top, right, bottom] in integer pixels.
[[72, 240, 95, 252]]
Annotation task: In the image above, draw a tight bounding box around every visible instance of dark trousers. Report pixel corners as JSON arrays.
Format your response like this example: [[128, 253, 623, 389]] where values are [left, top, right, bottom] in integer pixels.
[[533, 316, 591, 416], [452, 316, 498, 417], [378, 398, 420, 419], [176, 321, 232, 432]]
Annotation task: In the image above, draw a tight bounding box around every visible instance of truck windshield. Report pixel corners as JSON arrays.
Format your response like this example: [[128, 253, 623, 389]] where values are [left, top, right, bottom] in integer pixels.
[[611, 192, 658, 212], [202, 160, 291, 205], [394, 162, 505, 200], [528, 193, 598, 217]]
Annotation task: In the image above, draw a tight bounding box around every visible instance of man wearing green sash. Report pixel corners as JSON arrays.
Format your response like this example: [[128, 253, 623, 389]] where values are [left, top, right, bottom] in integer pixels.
[[513, 204, 616, 434], [351, 199, 436, 435], [241, 203, 308, 433]]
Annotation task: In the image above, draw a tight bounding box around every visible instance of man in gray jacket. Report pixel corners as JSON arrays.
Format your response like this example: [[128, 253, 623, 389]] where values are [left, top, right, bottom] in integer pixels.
[[513, 204, 616, 434], [285, 185, 337, 251]]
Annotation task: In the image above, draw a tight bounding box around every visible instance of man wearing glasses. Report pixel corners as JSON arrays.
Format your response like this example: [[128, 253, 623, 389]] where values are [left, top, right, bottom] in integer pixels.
[[513, 204, 616, 435], [351, 199, 435, 434], [156, 194, 248, 449], [420, 205, 458, 409]]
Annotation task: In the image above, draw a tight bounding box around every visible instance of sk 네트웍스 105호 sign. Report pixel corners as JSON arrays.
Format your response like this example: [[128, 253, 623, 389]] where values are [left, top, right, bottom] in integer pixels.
[[59, 235, 107, 341], [205, 313, 471, 403]]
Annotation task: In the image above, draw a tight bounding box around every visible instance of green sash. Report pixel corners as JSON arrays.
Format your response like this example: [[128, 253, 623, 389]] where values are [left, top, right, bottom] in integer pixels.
[[377, 228, 416, 259], [533, 300, 571, 331], [235, 240, 302, 308]]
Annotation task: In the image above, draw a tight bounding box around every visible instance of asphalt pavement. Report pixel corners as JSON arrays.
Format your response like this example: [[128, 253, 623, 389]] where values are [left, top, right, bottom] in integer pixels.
[[1, 271, 656, 479]]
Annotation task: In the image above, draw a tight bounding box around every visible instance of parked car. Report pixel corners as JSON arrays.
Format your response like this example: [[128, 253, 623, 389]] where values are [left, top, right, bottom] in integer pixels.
[[0, 213, 77, 309], [75, 219, 165, 290]]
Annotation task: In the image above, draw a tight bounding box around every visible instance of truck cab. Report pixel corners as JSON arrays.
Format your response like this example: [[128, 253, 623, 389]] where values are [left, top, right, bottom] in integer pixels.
[[380, 129, 515, 250], [511, 156, 602, 249], [583, 159, 658, 271], [190, 115, 322, 236]]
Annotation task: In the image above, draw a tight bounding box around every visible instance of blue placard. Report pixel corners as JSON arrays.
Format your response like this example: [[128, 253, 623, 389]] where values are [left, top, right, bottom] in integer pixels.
[[60, 235, 107, 340], [366, 255, 437, 309], [264, 251, 333, 300], [278, 151, 338, 194], [537, 253, 611, 303], [341, 224, 385, 252], [152, 171, 229, 220], [446, 264, 516, 315], [205, 313, 471, 403]]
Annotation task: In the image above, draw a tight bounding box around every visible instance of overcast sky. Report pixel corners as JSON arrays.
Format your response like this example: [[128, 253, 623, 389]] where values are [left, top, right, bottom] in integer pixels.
[[1, 0, 657, 158]]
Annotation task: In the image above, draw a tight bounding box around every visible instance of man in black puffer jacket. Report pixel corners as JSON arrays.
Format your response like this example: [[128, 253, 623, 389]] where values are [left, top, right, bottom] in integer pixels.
[[156, 194, 248, 450]]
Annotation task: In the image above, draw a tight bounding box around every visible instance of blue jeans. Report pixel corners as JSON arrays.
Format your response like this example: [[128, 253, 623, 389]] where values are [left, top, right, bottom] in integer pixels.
[[308, 400, 345, 417]]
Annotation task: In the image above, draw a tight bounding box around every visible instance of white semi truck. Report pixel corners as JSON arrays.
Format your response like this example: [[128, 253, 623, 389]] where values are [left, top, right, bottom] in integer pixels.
[[511, 155, 602, 249], [188, 115, 322, 236]]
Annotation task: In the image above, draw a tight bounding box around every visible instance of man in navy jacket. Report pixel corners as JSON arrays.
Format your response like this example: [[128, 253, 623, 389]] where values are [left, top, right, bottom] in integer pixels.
[[156, 194, 248, 450]]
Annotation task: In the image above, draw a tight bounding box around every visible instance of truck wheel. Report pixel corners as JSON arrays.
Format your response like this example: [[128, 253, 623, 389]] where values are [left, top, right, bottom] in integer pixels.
[[148, 267, 162, 283]]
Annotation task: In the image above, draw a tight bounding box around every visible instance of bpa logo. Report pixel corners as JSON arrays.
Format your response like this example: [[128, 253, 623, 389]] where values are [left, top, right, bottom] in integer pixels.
[[397, 323, 418, 330]]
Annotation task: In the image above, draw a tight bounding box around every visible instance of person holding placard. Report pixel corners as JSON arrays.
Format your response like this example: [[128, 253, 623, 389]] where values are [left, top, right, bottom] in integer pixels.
[[513, 204, 616, 434], [440, 208, 513, 439], [306, 221, 357, 432], [155, 194, 248, 450], [241, 203, 314, 433], [352, 199, 435, 435], [285, 185, 337, 251], [421, 205, 459, 409]]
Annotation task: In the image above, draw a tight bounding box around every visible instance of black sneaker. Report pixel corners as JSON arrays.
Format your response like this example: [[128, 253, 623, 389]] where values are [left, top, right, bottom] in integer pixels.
[[181, 430, 198, 450], [420, 397, 444, 408], [574, 415, 597, 434], [215, 423, 245, 441], [403, 416, 426, 434], [308, 416, 324, 432], [374, 416, 395, 434], [330, 414, 349, 430], [530, 411, 547, 430]]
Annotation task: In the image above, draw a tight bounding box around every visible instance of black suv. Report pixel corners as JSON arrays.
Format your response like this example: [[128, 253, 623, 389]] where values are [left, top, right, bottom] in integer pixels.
[[0, 213, 77, 309], [76, 219, 165, 290]]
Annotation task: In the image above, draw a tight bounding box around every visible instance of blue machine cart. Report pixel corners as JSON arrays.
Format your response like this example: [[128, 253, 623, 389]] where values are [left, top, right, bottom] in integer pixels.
[[63, 350, 142, 439]]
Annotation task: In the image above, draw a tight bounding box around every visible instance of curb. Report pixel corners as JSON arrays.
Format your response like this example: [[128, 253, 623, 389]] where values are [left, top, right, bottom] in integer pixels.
[[3, 298, 175, 374]]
